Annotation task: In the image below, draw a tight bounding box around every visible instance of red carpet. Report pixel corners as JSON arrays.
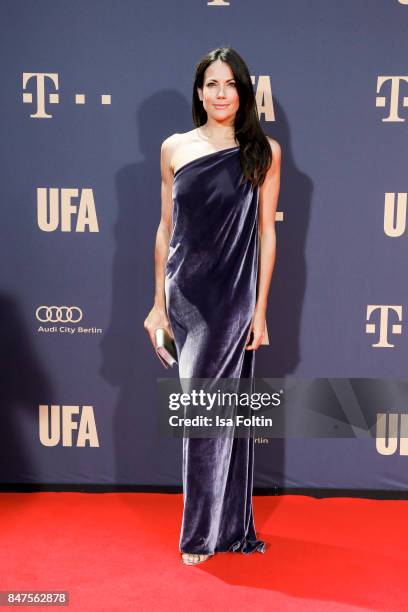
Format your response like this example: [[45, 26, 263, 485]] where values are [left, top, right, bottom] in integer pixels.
[[0, 492, 406, 611]]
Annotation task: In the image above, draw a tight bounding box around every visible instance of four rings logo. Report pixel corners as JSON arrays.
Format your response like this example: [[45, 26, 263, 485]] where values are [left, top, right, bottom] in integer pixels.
[[36, 305, 83, 323]]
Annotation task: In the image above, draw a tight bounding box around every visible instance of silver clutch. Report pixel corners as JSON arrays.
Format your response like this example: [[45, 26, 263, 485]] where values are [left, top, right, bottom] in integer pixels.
[[154, 328, 178, 368]]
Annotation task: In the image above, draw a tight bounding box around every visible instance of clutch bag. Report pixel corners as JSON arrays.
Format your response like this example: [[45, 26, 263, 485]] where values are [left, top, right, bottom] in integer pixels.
[[154, 328, 178, 368]]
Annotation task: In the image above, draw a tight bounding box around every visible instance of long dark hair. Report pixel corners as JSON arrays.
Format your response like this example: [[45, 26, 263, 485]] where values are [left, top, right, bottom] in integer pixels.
[[192, 47, 272, 189]]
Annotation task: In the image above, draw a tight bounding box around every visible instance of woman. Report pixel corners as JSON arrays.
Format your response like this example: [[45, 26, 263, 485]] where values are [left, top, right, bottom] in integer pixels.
[[144, 47, 281, 565]]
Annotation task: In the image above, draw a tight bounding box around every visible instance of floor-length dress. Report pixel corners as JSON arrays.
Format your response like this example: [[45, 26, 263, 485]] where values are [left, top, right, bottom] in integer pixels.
[[164, 145, 266, 555]]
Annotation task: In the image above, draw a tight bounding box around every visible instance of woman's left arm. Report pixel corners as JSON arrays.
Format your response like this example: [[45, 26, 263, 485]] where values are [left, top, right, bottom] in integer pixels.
[[246, 137, 281, 350]]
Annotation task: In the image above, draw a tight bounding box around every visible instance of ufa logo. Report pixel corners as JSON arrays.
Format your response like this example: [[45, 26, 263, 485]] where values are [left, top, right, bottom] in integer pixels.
[[23, 72, 111, 118], [365, 305, 402, 347], [376, 413, 408, 456], [37, 188, 99, 232], [384, 193, 407, 237], [39, 405, 99, 447], [376, 76, 408, 121]]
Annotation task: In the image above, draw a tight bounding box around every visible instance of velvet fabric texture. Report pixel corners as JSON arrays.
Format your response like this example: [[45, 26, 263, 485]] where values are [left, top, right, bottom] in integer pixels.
[[164, 146, 265, 555]]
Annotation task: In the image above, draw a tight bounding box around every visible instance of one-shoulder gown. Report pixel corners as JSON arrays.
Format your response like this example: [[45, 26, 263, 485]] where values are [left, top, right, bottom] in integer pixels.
[[164, 146, 266, 555]]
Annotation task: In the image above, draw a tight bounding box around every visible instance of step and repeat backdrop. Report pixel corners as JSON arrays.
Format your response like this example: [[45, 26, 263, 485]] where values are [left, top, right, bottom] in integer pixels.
[[0, 0, 407, 490]]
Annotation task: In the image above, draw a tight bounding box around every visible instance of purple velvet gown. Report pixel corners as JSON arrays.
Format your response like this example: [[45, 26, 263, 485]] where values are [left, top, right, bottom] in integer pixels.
[[164, 146, 266, 555]]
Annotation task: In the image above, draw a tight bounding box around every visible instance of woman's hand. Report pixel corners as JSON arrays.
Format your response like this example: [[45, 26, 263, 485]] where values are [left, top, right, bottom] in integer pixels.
[[245, 307, 267, 350], [144, 305, 173, 348]]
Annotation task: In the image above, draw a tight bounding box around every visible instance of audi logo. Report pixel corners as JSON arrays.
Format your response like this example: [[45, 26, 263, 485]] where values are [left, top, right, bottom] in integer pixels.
[[36, 306, 83, 323]]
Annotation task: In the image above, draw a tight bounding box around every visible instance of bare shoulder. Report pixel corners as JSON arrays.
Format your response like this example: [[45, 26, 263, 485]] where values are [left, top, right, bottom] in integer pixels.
[[160, 133, 182, 176], [162, 129, 197, 151], [259, 137, 282, 207], [266, 136, 282, 159], [161, 133, 182, 158], [161, 130, 197, 173], [265, 137, 282, 179]]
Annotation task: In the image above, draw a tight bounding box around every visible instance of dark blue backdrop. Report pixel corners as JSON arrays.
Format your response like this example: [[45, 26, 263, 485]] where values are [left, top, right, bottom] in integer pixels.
[[0, 0, 407, 490]]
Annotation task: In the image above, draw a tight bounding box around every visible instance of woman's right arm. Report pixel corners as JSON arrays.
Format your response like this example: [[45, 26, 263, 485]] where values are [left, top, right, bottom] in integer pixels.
[[143, 136, 176, 347]]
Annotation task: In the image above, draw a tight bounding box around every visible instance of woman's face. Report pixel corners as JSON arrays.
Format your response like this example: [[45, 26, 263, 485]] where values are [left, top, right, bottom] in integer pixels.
[[197, 59, 240, 121]]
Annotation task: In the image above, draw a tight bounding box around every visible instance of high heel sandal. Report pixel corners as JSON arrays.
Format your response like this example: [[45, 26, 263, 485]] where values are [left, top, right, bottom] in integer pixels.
[[181, 553, 211, 565]]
